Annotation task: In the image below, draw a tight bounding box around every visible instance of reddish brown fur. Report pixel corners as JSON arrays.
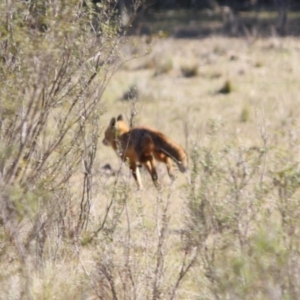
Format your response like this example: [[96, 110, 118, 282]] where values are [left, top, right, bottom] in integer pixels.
[[103, 114, 188, 189]]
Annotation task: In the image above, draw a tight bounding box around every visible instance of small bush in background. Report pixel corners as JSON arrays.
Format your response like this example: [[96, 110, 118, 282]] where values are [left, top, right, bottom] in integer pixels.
[[240, 106, 250, 122], [217, 80, 233, 94], [180, 63, 199, 78]]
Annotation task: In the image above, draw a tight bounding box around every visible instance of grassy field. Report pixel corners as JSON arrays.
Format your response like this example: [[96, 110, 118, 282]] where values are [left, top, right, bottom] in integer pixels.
[[95, 34, 300, 299], [2, 4, 300, 299]]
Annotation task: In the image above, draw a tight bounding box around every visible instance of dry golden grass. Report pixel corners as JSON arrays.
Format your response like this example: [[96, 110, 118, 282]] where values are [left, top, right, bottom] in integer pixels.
[[103, 36, 300, 147], [3, 19, 300, 297], [96, 35, 300, 298], [3, 3, 300, 297]]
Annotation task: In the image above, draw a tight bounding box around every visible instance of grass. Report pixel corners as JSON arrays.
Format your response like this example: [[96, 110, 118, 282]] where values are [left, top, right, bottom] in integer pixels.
[[3, 6, 300, 299], [98, 34, 300, 298]]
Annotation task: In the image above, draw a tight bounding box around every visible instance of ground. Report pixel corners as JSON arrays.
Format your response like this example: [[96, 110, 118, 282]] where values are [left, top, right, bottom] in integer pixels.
[[3, 8, 300, 299], [93, 33, 300, 298]]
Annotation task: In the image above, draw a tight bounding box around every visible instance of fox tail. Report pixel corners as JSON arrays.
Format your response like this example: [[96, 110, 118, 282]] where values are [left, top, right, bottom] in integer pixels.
[[160, 146, 188, 173], [151, 133, 188, 173], [162, 144, 190, 184]]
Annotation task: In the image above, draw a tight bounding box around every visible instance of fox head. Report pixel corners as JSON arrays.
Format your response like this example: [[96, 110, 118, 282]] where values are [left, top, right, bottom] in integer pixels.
[[102, 114, 129, 146]]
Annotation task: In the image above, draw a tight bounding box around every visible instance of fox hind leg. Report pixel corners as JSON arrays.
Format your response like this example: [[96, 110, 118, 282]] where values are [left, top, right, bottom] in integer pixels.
[[142, 157, 161, 189], [154, 152, 175, 182], [164, 156, 175, 181]]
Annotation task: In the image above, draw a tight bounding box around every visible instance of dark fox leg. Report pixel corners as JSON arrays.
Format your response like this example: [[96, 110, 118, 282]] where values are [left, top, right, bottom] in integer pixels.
[[138, 134, 161, 188], [129, 161, 143, 190], [142, 156, 160, 189]]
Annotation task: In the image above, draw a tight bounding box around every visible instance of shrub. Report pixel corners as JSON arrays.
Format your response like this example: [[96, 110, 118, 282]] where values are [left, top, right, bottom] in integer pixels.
[[217, 80, 233, 94], [180, 63, 199, 78]]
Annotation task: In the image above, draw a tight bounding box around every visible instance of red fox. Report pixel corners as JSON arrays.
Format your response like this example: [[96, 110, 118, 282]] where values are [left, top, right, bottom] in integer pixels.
[[102, 114, 188, 189]]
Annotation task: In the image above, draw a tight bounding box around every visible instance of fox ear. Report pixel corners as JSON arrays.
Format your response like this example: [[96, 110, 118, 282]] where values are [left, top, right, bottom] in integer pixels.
[[110, 117, 116, 128], [117, 114, 123, 121]]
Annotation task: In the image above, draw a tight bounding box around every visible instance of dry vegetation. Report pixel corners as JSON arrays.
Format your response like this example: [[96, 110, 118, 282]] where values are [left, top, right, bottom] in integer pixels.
[[101, 35, 300, 299], [1, 2, 300, 299]]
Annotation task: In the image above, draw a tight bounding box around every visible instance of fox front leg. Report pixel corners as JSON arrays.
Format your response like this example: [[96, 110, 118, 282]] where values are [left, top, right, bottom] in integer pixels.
[[129, 161, 143, 190]]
